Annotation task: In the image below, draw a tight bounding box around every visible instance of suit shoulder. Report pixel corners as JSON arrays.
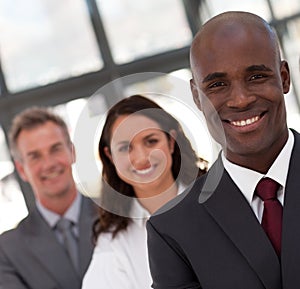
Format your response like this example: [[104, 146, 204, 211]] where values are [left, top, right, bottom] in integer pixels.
[[80, 194, 98, 219], [0, 215, 30, 242], [0, 221, 29, 252], [149, 175, 207, 224], [292, 129, 300, 144]]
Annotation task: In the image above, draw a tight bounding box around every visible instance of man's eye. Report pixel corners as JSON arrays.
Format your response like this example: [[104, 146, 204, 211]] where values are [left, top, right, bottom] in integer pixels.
[[52, 146, 62, 153], [250, 74, 265, 80], [209, 81, 225, 88], [28, 154, 40, 162]]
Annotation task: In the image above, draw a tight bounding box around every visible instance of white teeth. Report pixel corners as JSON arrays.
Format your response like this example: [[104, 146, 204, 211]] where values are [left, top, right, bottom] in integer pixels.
[[134, 166, 154, 175], [43, 171, 60, 180], [231, 116, 259, 127]]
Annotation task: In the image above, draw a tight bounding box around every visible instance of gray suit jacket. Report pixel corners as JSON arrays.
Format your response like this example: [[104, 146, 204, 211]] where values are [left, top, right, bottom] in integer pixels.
[[0, 195, 97, 289], [147, 130, 300, 289]]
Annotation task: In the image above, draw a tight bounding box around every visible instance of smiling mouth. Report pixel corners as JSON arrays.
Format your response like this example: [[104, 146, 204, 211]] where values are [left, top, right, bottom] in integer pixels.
[[133, 165, 157, 175], [230, 115, 260, 127], [42, 171, 61, 180]]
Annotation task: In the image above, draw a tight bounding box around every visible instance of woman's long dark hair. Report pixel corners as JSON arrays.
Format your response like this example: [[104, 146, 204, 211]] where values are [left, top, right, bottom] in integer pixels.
[[93, 94, 207, 242]]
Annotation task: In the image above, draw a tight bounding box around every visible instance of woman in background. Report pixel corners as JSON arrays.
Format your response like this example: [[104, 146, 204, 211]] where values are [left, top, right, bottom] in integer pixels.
[[82, 94, 208, 289]]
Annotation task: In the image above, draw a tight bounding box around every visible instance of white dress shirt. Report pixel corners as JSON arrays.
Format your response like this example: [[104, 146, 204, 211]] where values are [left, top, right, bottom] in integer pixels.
[[222, 129, 294, 222], [36, 192, 82, 240], [82, 183, 185, 289]]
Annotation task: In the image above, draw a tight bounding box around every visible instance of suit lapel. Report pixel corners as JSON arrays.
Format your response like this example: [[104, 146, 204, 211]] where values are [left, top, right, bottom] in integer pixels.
[[22, 208, 81, 289], [201, 158, 281, 289], [281, 130, 300, 288], [78, 196, 97, 277]]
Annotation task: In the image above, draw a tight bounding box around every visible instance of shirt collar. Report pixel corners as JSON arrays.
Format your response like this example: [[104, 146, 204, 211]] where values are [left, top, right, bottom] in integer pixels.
[[36, 192, 82, 228], [222, 129, 294, 205]]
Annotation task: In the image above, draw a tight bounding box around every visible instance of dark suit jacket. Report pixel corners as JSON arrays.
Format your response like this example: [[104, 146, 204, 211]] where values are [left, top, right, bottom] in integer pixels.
[[0, 195, 97, 289], [147, 130, 300, 289]]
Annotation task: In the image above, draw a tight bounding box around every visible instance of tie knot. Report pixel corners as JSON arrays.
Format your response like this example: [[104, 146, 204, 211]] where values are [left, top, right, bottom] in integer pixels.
[[255, 178, 279, 201], [56, 218, 73, 232]]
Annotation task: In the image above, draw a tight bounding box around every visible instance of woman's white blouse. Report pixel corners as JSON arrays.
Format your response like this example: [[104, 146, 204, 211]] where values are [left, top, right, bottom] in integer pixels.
[[82, 184, 185, 289], [81, 204, 152, 289]]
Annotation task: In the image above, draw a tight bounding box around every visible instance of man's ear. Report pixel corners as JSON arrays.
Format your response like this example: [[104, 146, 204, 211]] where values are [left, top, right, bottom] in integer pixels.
[[70, 142, 76, 164], [14, 160, 28, 182], [104, 146, 113, 163], [280, 60, 290, 94], [190, 78, 202, 111]]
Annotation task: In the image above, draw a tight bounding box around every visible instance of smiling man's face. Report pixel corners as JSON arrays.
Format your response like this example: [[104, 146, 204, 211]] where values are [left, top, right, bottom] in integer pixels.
[[15, 121, 76, 205], [190, 17, 290, 170]]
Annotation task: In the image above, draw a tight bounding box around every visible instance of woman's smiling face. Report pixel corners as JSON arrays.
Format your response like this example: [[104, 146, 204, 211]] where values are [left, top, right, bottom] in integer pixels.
[[105, 114, 175, 194]]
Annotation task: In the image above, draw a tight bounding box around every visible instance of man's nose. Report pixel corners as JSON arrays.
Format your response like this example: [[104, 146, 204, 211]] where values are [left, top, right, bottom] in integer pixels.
[[41, 154, 57, 169], [226, 83, 256, 108]]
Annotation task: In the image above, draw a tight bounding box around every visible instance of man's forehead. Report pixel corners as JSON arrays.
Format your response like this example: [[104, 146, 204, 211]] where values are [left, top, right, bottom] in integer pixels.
[[191, 30, 275, 80]]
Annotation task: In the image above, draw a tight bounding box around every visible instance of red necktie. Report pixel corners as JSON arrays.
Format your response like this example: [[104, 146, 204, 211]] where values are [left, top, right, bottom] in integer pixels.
[[255, 178, 282, 257]]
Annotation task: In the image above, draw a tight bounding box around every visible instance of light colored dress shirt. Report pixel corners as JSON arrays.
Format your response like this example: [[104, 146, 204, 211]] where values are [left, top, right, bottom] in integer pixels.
[[36, 192, 82, 240], [222, 129, 294, 222], [82, 183, 185, 289]]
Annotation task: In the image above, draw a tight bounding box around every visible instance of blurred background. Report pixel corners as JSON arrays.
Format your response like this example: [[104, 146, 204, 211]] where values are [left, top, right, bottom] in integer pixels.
[[0, 0, 300, 233]]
